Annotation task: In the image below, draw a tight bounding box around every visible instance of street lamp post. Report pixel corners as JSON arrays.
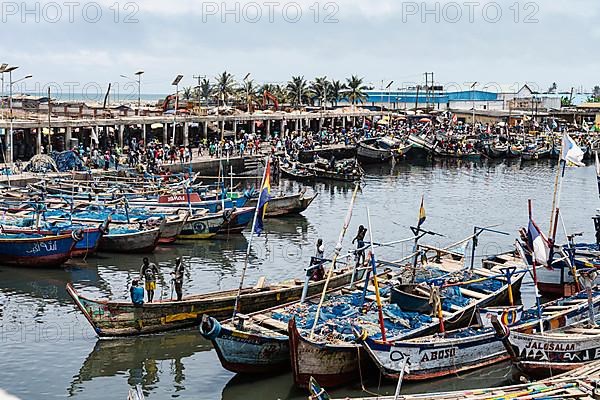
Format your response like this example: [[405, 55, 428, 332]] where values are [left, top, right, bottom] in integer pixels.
[[243, 73, 251, 113], [0, 64, 8, 121], [171, 75, 183, 145], [6, 68, 32, 164], [120, 70, 144, 115]]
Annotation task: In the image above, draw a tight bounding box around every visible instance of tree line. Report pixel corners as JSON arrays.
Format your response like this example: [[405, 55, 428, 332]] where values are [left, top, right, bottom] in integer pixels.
[[180, 72, 371, 108]]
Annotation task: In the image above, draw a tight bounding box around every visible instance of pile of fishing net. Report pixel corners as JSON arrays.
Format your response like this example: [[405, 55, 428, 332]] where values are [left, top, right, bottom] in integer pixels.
[[23, 154, 59, 173], [51, 150, 87, 172]]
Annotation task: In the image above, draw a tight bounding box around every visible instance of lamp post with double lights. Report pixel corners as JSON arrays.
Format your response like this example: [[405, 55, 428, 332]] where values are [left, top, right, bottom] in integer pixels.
[[120, 70, 144, 116]]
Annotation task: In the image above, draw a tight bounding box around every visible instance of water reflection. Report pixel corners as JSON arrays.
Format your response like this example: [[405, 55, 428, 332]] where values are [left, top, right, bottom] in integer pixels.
[[70, 331, 212, 396]]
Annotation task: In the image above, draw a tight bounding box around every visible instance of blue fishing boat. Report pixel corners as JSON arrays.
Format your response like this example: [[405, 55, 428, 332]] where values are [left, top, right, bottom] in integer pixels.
[[0, 231, 78, 267]]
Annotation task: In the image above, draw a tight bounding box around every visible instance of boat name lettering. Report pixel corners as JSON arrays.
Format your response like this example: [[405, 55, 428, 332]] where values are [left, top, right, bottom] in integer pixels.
[[26, 241, 58, 254], [524, 341, 576, 352], [420, 347, 456, 362]]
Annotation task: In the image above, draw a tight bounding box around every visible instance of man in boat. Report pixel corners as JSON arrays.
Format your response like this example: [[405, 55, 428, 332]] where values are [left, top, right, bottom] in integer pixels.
[[130, 279, 144, 306], [171, 257, 185, 301], [310, 239, 325, 281], [352, 225, 368, 266], [140, 257, 160, 302]]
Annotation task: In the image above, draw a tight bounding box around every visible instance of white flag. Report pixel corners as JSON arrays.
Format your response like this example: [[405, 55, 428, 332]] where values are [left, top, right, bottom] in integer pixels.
[[91, 127, 99, 145], [561, 133, 585, 167]]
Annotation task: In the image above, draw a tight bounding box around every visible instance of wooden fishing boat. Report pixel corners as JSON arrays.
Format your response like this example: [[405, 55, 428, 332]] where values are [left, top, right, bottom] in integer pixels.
[[288, 253, 527, 388], [280, 164, 316, 181], [245, 190, 317, 217], [362, 288, 600, 382], [494, 305, 600, 377], [311, 358, 600, 400], [216, 207, 254, 235], [390, 283, 445, 313], [0, 231, 78, 267], [508, 144, 524, 158], [198, 264, 371, 374], [98, 225, 162, 253], [357, 137, 411, 163], [67, 265, 362, 337], [1, 221, 107, 258], [155, 213, 188, 244], [488, 142, 509, 158], [304, 165, 363, 183]]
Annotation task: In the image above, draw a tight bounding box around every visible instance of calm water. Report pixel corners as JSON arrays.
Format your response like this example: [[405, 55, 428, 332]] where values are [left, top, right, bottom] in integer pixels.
[[0, 158, 598, 399]]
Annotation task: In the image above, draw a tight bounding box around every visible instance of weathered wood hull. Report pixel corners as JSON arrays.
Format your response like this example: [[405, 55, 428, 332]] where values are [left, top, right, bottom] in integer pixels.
[[2, 226, 103, 258], [245, 192, 317, 217], [364, 330, 506, 381], [357, 139, 394, 163], [364, 288, 600, 381], [280, 165, 316, 181], [67, 268, 359, 337], [216, 207, 254, 235], [289, 318, 372, 388], [98, 227, 161, 253], [177, 213, 223, 239], [200, 317, 289, 374], [157, 216, 187, 244], [0, 232, 76, 267]]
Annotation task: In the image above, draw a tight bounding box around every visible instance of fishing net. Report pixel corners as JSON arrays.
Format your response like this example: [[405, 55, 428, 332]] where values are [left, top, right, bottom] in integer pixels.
[[23, 154, 59, 173]]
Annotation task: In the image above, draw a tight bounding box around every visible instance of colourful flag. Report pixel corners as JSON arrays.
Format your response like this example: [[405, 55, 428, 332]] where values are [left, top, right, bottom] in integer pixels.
[[561, 133, 585, 167], [417, 196, 426, 228], [254, 159, 271, 235], [526, 219, 550, 267]]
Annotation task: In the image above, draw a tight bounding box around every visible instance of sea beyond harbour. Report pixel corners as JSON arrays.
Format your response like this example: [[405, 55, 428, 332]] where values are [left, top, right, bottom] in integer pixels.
[[0, 158, 597, 400]]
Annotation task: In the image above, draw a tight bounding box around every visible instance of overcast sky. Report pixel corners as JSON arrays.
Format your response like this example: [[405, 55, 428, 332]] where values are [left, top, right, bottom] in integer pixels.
[[2, 0, 599, 98]]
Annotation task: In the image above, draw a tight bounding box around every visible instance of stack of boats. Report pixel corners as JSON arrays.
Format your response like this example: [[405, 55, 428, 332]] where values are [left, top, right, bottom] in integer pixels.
[[0, 173, 316, 268]]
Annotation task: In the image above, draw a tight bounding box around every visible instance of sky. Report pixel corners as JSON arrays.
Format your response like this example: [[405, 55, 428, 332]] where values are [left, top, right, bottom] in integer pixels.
[[2, 0, 599, 100]]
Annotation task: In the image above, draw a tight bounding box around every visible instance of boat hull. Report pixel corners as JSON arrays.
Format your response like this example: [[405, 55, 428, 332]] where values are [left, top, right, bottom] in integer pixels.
[[289, 318, 372, 388], [200, 317, 289, 374], [245, 192, 317, 217], [0, 233, 76, 267], [68, 267, 359, 337], [98, 228, 161, 253]]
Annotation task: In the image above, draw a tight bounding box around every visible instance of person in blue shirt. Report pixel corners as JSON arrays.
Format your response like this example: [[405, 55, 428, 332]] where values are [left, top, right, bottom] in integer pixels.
[[130, 279, 144, 306]]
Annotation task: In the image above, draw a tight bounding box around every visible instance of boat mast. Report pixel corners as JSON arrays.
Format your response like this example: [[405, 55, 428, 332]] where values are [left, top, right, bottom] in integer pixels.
[[231, 156, 269, 322], [308, 183, 360, 339], [366, 206, 386, 342]]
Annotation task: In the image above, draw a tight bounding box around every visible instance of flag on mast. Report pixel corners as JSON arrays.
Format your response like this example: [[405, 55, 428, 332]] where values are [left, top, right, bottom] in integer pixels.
[[417, 196, 426, 228], [526, 219, 551, 267], [561, 133, 585, 167], [254, 159, 272, 235]]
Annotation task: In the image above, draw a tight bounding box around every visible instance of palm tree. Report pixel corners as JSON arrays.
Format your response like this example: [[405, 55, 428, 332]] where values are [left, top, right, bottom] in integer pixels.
[[346, 75, 368, 105], [198, 78, 213, 106], [214, 71, 236, 106], [329, 79, 346, 107], [238, 79, 260, 111], [309, 76, 332, 107], [182, 86, 194, 101], [286, 76, 310, 108]]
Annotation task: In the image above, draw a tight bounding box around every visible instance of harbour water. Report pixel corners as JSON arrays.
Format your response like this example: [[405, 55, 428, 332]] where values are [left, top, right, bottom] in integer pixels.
[[0, 158, 597, 399]]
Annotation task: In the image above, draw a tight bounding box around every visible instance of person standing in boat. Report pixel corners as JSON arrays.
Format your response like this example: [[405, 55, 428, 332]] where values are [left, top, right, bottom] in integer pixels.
[[140, 257, 160, 303], [130, 279, 144, 306], [352, 225, 368, 266], [310, 239, 325, 281], [171, 257, 185, 301]]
